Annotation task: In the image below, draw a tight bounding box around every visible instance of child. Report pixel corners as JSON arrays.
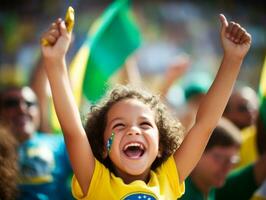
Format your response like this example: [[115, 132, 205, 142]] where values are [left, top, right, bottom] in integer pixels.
[[41, 14, 251, 199]]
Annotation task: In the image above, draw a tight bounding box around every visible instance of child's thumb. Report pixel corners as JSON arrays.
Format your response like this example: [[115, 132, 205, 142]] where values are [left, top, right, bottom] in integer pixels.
[[219, 14, 228, 36]]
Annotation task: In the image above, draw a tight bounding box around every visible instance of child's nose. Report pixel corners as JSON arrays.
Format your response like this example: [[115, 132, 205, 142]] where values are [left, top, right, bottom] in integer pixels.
[[126, 126, 141, 136]]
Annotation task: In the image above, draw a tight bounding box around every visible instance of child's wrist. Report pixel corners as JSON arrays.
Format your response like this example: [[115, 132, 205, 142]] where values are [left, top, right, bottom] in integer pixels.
[[223, 53, 244, 64], [44, 57, 66, 68]]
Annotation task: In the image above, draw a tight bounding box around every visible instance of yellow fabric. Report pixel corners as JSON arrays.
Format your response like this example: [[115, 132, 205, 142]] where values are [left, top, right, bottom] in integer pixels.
[[69, 46, 90, 106], [72, 156, 185, 200], [236, 126, 258, 169], [20, 175, 53, 184], [260, 56, 266, 97], [251, 196, 266, 200]]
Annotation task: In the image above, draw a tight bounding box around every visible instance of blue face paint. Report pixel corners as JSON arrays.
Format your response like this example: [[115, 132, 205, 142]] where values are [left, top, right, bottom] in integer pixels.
[[106, 132, 115, 154]]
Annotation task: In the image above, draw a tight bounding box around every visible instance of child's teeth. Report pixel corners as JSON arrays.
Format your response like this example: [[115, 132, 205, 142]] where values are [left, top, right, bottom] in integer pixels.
[[124, 142, 144, 150]]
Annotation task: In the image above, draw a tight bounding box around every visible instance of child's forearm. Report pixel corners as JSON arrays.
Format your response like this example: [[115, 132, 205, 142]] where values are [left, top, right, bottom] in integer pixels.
[[44, 58, 84, 136], [195, 55, 242, 131], [195, 14, 251, 133], [174, 55, 243, 182], [44, 56, 95, 195], [173, 14, 251, 183], [41, 18, 95, 195]]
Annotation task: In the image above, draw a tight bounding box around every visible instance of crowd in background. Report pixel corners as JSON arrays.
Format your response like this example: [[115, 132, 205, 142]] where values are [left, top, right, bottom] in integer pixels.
[[0, 0, 265, 88], [0, 0, 265, 199]]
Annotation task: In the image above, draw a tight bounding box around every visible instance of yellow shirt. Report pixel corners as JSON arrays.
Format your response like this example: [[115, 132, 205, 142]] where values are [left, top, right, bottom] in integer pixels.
[[236, 126, 258, 169], [72, 156, 185, 200]]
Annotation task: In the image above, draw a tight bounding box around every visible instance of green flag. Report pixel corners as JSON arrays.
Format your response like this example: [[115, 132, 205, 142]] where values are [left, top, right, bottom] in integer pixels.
[[82, 0, 142, 103]]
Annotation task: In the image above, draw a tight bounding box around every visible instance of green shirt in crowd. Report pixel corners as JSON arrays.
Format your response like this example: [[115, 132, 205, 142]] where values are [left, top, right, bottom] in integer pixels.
[[180, 164, 258, 200]]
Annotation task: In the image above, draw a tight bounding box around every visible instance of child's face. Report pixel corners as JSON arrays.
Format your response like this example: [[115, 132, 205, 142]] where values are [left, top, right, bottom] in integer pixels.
[[104, 98, 160, 180]]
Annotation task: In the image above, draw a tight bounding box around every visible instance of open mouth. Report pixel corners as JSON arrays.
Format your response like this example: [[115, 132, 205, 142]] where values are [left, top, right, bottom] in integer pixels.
[[123, 142, 145, 159]]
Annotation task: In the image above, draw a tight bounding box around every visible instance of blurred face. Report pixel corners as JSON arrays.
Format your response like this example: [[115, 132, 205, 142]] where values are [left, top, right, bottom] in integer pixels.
[[224, 90, 258, 129], [103, 98, 159, 183], [0, 87, 40, 143], [192, 146, 239, 189]]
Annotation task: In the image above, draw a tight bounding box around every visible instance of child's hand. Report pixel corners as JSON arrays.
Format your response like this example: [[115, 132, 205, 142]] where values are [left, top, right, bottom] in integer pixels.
[[220, 14, 251, 60], [41, 18, 72, 60]]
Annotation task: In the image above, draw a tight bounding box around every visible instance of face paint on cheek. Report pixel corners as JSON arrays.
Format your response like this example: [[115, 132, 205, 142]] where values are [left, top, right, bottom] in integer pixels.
[[106, 132, 115, 154]]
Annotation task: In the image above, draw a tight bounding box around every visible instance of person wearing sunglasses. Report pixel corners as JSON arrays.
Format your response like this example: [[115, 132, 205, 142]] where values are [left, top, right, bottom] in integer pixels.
[[223, 85, 266, 200], [0, 85, 73, 200], [223, 85, 259, 130], [179, 118, 266, 200], [223, 85, 260, 168]]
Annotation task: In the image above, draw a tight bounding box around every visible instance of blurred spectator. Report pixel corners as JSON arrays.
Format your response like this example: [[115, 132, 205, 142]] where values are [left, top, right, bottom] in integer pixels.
[[30, 58, 51, 133], [223, 85, 266, 200], [179, 117, 266, 200], [223, 85, 259, 130], [160, 54, 190, 103], [223, 85, 259, 168], [0, 124, 18, 200], [0, 85, 73, 200], [178, 71, 212, 130]]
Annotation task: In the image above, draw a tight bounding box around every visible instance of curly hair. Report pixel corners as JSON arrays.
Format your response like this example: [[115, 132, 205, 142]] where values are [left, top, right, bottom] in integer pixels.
[[0, 124, 18, 200], [85, 85, 184, 171]]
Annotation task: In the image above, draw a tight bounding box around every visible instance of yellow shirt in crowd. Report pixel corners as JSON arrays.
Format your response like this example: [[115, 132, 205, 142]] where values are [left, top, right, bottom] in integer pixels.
[[237, 125, 258, 169]]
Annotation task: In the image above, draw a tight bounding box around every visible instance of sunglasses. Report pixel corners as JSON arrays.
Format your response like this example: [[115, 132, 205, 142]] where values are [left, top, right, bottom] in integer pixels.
[[236, 104, 249, 113], [1, 97, 37, 109]]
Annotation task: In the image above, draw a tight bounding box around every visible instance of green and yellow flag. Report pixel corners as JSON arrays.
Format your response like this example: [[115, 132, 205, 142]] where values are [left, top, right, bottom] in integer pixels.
[[258, 56, 266, 128], [51, 0, 142, 131], [70, 0, 142, 104]]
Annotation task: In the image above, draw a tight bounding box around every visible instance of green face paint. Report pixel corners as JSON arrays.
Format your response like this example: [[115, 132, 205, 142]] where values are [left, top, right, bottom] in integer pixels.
[[106, 132, 115, 153]]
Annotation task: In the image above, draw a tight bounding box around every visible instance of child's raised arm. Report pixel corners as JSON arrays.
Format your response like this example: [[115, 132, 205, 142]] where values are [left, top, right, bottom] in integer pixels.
[[174, 14, 252, 182], [41, 18, 95, 195]]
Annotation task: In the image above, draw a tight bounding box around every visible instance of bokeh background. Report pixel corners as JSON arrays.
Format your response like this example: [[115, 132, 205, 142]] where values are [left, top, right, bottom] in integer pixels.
[[0, 0, 265, 93]]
